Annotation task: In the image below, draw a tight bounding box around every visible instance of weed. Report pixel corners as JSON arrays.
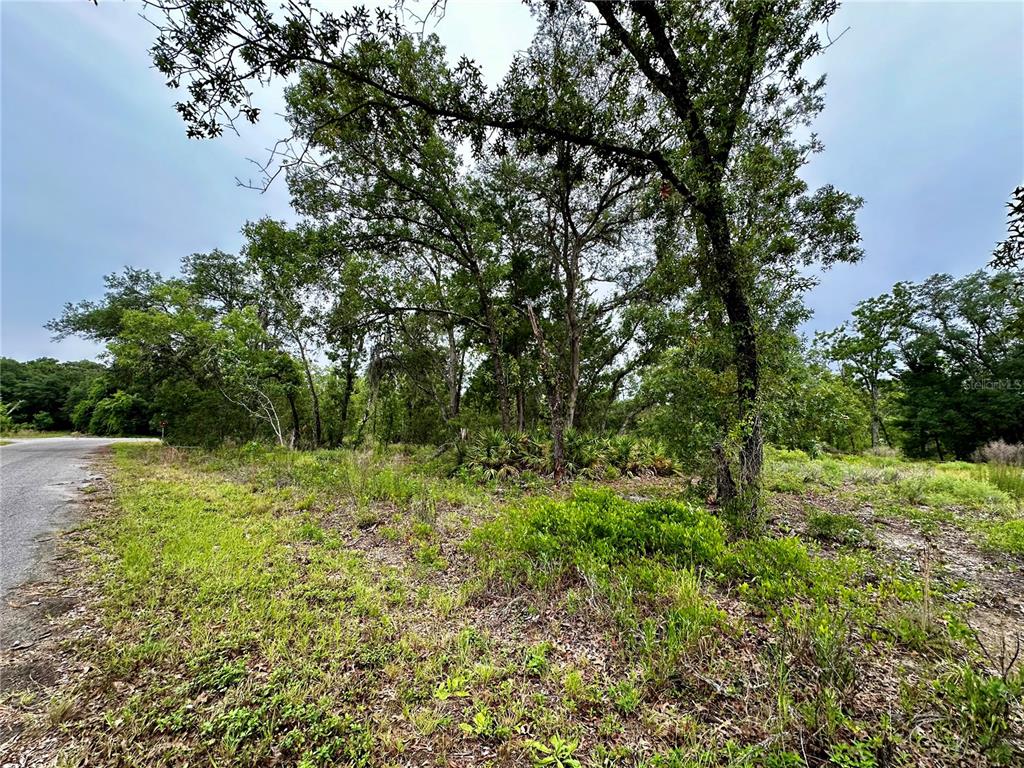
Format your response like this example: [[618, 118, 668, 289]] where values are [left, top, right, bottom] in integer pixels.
[[524, 641, 553, 677], [47, 694, 80, 726], [935, 664, 1022, 761], [609, 679, 643, 714], [415, 542, 446, 569], [898, 472, 1009, 509], [806, 510, 869, 547], [726, 537, 812, 606], [525, 735, 582, 768], [434, 674, 470, 700], [984, 464, 1024, 500], [982, 519, 1024, 556], [471, 488, 727, 579], [562, 668, 585, 701], [459, 705, 510, 741]]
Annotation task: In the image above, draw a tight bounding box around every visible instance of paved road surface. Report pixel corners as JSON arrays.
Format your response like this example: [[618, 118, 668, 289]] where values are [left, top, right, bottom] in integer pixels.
[[0, 438, 151, 596]]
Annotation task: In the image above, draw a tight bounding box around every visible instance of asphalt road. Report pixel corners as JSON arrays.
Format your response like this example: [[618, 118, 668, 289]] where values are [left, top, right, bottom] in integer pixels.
[[0, 438, 151, 596]]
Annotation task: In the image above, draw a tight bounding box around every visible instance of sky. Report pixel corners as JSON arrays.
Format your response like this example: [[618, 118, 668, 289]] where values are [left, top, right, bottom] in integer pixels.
[[1, 0, 1021, 361]]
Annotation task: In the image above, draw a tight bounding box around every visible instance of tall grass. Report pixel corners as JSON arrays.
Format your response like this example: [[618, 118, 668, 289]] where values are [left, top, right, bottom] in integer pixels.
[[984, 464, 1024, 501]]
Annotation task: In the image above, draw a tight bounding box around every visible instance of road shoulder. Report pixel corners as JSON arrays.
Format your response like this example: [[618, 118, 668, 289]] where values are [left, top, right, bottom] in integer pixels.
[[0, 452, 113, 765]]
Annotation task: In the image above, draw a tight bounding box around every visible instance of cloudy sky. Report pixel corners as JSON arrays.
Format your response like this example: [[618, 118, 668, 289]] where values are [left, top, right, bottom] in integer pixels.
[[2, 0, 1021, 361]]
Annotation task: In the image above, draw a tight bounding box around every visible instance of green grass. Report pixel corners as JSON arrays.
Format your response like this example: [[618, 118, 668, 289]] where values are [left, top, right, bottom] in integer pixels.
[[0, 429, 76, 439], [16, 443, 1021, 767], [981, 519, 1024, 556], [805, 510, 869, 547], [93, 454, 393, 765], [982, 464, 1024, 501]]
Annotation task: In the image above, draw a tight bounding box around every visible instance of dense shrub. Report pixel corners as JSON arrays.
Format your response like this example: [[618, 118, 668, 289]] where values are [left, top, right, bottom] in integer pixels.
[[464, 429, 676, 480], [973, 439, 1023, 467], [88, 390, 150, 436]]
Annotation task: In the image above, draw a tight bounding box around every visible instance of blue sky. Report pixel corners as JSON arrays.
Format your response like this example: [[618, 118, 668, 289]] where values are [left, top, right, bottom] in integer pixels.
[[1, 1, 1021, 361]]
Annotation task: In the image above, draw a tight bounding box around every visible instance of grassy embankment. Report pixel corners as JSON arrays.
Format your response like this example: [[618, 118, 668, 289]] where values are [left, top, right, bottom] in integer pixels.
[[0, 430, 77, 440], [7, 443, 1024, 766]]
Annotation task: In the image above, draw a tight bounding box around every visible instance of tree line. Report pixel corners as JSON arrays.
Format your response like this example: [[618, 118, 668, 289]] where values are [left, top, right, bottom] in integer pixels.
[[7, 2, 1019, 527]]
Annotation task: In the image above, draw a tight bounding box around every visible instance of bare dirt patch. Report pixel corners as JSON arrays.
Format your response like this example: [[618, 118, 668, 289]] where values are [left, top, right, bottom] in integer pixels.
[[772, 487, 1024, 665]]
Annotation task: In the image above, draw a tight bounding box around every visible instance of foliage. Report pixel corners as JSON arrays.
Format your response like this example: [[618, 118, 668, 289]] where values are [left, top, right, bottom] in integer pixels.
[[806, 510, 869, 547], [463, 429, 675, 480], [821, 270, 1023, 461], [87, 390, 150, 436], [525, 735, 581, 768], [0, 357, 114, 433], [936, 664, 1023, 761], [974, 440, 1024, 467]]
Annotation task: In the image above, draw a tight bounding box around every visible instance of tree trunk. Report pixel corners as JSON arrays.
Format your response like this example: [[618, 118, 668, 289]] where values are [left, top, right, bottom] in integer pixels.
[[880, 419, 893, 448], [706, 209, 763, 526], [564, 252, 582, 429], [869, 385, 880, 448], [338, 337, 363, 441], [295, 338, 321, 448], [468, 261, 512, 430], [526, 301, 567, 481], [445, 326, 462, 421], [484, 319, 512, 431], [550, 413, 567, 481], [286, 390, 300, 450], [516, 383, 526, 432]]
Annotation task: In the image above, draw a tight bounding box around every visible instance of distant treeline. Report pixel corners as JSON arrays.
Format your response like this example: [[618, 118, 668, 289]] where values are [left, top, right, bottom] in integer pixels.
[[0, 357, 151, 435]]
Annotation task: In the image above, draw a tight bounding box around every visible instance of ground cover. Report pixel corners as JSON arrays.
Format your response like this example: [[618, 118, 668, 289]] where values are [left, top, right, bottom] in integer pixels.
[[1, 444, 1021, 766]]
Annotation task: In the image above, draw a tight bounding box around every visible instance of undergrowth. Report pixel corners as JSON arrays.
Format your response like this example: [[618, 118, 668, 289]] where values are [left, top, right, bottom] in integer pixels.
[[463, 428, 676, 481], [9, 443, 1021, 767]]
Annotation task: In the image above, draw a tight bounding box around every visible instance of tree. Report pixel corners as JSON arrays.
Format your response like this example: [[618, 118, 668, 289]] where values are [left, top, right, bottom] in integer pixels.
[[214, 308, 303, 448], [818, 286, 912, 448], [143, 0, 861, 520], [286, 71, 516, 432], [991, 185, 1024, 271], [0, 357, 109, 431], [242, 219, 326, 447], [897, 270, 1024, 458], [823, 268, 1024, 459]]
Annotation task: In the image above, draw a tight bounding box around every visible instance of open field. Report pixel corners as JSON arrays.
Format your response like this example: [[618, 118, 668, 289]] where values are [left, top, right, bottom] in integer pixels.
[[1, 444, 1022, 767]]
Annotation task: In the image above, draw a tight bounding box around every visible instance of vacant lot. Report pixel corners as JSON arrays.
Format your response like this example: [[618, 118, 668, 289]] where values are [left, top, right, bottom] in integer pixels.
[[2, 444, 1022, 766]]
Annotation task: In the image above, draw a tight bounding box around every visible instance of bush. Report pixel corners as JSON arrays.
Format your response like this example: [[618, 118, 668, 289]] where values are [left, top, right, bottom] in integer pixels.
[[973, 439, 1023, 467], [806, 510, 869, 547], [463, 430, 676, 480], [88, 391, 150, 436], [480, 487, 727, 570], [31, 411, 55, 431]]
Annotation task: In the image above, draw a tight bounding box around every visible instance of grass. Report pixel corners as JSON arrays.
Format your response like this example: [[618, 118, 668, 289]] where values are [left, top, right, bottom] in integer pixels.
[[806, 509, 870, 546], [9, 443, 1023, 767], [0, 429, 76, 439], [983, 463, 1024, 500]]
